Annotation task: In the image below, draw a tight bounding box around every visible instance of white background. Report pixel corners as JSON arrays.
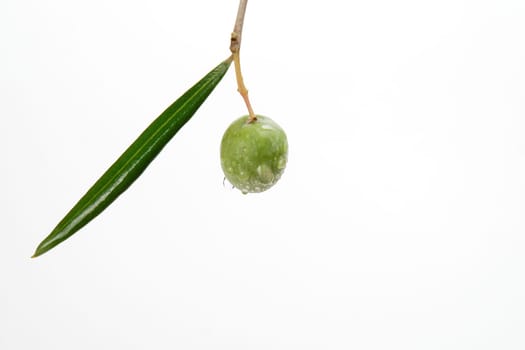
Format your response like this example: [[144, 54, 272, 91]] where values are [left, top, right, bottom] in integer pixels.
[[2, 0, 524, 349]]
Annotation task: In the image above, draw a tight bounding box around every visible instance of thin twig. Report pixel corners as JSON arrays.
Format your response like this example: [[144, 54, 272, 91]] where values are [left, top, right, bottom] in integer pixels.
[[230, 0, 248, 54], [230, 0, 257, 122]]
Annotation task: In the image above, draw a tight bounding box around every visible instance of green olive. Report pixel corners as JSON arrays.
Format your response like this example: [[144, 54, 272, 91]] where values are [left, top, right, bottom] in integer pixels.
[[220, 115, 288, 194]]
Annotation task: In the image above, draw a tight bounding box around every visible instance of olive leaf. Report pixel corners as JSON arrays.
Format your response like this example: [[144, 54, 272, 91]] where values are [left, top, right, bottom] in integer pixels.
[[33, 58, 232, 258]]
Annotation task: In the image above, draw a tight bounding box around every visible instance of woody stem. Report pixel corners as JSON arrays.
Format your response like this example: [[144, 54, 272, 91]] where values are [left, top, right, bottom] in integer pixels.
[[230, 0, 257, 122]]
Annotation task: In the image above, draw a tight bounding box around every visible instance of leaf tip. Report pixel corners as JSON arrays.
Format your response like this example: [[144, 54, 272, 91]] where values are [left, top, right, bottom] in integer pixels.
[[31, 241, 48, 258]]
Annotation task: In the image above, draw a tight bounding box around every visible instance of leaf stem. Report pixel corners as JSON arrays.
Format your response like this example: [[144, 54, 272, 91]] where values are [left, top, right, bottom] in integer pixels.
[[230, 0, 257, 123]]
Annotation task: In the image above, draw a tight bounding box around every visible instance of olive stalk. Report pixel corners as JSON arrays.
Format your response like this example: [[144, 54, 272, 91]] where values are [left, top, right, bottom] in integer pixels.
[[230, 0, 257, 123]]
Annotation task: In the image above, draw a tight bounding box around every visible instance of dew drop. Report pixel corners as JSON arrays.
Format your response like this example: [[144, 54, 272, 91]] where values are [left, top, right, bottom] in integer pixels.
[[257, 164, 274, 184], [277, 156, 287, 170], [261, 123, 275, 131]]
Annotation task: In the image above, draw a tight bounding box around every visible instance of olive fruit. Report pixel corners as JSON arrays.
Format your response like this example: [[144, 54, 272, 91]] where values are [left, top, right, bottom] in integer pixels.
[[220, 115, 288, 194]]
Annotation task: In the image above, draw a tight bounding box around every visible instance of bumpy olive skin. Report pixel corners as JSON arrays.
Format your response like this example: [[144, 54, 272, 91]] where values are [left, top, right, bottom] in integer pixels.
[[221, 115, 288, 194]]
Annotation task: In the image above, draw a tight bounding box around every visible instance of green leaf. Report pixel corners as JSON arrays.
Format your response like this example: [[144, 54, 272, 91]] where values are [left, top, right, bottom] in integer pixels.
[[33, 58, 232, 258]]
